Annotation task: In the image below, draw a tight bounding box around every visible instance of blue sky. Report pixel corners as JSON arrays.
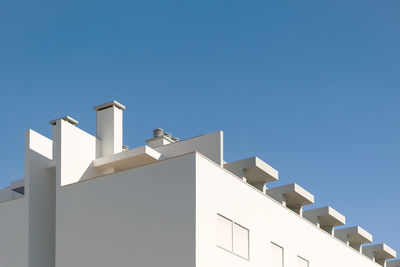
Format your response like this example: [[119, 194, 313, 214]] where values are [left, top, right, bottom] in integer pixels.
[[1, 0, 399, 251]]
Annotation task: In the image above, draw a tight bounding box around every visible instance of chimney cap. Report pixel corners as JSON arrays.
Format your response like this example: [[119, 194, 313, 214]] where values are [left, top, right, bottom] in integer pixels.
[[49, 116, 79, 125], [93, 100, 126, 111]]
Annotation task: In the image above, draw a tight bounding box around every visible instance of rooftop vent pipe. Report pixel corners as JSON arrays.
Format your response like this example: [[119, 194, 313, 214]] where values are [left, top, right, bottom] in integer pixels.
[[146, 129, 177, 148], [153, 128, 164, 138]]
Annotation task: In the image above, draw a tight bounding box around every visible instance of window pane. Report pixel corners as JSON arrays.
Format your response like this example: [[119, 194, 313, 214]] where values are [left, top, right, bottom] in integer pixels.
[[271, 243, 284, 267], [297, 256, 309, 267], [217, 214, 232, 251], [233, 223, 249, 259]]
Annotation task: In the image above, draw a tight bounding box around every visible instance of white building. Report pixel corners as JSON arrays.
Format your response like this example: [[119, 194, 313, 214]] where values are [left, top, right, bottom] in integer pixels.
[[0, 100, 398, 267]]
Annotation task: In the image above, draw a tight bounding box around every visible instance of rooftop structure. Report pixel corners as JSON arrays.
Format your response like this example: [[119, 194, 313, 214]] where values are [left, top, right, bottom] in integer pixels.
[[335, 226, 374, 252], [0, 100, 397, 267]]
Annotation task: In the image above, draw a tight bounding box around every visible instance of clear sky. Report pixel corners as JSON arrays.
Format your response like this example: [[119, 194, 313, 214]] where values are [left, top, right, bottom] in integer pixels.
[[1, 0, 399, 253]]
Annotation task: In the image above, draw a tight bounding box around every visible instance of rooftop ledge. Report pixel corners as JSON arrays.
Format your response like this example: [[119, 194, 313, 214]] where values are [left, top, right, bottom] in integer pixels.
[[266, 183, 314, 214], [363, 243, 397, 262], [335, 226, 373, 245], [303, 206, 346, 235], [335, 226, 373, 251], [93, 145, 161, 171], [224, 157, 278, 184]]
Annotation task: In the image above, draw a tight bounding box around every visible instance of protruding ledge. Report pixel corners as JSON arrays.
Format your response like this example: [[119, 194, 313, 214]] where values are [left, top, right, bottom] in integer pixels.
[[145, 135, 174, 148], [362, 243, 396, 266], [49, 116, 79, 125], [224, 157, 278, 191], [335, 226, 373, 251], [387, 259, 400, 267], [93, 100, 126, 111], [266, 183, 314, 215], [303, 206, 346, 235], [93, 145, 161, 171]]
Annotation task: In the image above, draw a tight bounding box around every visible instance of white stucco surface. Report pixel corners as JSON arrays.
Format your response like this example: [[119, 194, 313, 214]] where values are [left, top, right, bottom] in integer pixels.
[[25, 130, 55, 267], [195, 153, 382, 267], [0, 198, 27, 267], [56, 153, 196, 267]]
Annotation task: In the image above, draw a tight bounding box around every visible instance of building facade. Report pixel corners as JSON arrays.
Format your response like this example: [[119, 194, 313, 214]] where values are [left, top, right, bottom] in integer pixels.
[[0, 100, 398, 267]]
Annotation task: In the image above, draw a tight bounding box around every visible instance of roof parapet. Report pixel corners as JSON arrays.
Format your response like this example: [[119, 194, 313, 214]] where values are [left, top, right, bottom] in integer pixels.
[[0, 178, 25, 202], [334, 226, 373, 252], [224, 157, 278, 192], [266, 183, 314, 215], [10, 179, 24, 195], [303, 206, 346, 235], [387, 260, 400, 267], [362, 243, 397, 266]]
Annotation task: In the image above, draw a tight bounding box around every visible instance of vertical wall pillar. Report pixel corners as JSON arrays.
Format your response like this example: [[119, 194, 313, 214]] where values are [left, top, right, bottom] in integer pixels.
[[50, 116, 79, 160], [25, 130, 55, 267]]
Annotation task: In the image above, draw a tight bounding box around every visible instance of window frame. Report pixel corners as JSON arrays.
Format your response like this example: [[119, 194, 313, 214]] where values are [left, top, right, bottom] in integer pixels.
[[216, 214, 250, 261], [271, 242, 285, 267], [297, 255, 309, 267], [232, 221, 250, 259], [216, 214, 233, 251]]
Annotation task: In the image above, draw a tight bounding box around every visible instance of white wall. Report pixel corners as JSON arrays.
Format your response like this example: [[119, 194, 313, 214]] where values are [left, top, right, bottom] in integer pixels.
[[55, 153, 197, 267], [195, 154, 380, 267], [25, 129, 55, 267], [0, 187, 15, 202], [0, 198, 28, 267], [54, 120, 98, 187]]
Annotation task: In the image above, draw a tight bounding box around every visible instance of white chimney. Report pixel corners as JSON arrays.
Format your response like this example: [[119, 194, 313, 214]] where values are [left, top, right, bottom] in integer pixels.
[[94, 100, 126, 157], [49, 116, 79, 158]]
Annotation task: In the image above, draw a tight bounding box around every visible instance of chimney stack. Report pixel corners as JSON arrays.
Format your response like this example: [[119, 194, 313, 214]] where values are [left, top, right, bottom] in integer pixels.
[[94, 100, 126, 157], [49, 116, 79, 158]]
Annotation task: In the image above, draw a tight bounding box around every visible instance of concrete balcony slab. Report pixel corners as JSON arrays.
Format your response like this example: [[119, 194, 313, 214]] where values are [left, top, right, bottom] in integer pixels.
[[266, 183, 314, 214]]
